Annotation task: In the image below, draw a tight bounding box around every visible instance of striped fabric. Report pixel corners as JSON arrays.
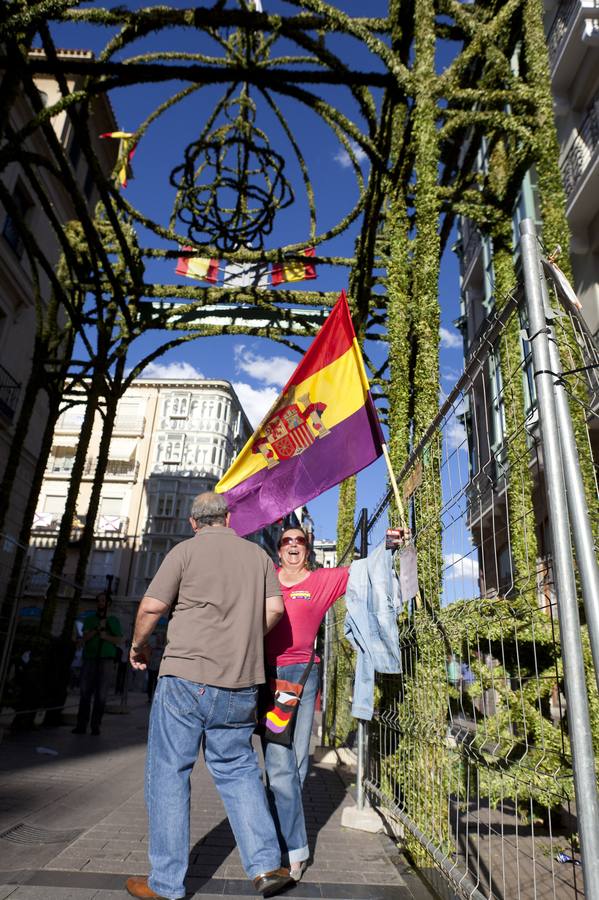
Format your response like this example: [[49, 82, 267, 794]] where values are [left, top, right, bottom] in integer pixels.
[[216, 291, 383, 535], [99, 132, 136, 188], [271, 247, 316, 285], [176, 248, 219, 283]]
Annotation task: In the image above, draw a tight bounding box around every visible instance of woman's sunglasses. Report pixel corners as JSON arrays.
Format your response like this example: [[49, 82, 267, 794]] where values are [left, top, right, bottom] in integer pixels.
[[280, 536, 308, 547]]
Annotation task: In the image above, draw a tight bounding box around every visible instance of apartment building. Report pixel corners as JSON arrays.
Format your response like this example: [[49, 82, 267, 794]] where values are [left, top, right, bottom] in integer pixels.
[[455, 2, 599, 599], [0, 49, 118, 542], [28, 378, 279, 627], [546, 0, 599, 338]]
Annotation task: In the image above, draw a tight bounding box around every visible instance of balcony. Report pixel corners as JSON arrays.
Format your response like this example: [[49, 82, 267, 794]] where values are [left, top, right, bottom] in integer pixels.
[[31, 511, 129, 537], [46, 455, 76, 476], [113, 415, 145, 435], [561, 96, 599, 222], [0, 362, 20, 422], [31, 512, 62, 531], [144, 516, 188, 535], [83, 457, 139, 480], [548, 1, 599, 88], [96, 515, 129, 535]]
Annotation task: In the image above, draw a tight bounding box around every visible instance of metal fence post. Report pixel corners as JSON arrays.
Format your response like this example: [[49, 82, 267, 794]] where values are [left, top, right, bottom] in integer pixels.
[[356, 507, 369, 812], [321, 608, 330, 744], [520, 217, 599, 898], [539, 271, 599, 695], [0, 540, 29, 710]]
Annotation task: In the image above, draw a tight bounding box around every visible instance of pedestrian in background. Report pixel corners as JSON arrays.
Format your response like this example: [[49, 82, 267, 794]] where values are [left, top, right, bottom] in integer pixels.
[[125, 491, 293, 900], [72, 592, 123, 736]]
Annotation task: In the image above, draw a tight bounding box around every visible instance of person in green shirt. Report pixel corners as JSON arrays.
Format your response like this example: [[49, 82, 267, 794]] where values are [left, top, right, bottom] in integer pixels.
[[72, 592, 123, 735]]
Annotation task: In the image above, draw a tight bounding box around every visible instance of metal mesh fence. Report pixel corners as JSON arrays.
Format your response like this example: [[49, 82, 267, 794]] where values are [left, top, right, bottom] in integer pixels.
[[322, 275, 599, 899]]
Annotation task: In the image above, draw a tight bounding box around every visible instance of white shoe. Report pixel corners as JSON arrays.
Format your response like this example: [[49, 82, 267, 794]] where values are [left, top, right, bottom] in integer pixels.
[[290, 861, 307, 882]]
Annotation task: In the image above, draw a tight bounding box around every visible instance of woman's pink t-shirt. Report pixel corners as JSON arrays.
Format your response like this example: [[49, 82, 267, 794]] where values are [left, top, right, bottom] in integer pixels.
[[265, 567, 350, 666]]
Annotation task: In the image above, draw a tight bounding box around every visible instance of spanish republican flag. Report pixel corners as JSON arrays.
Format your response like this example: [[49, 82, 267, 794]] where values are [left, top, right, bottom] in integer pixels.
[[216, 291, 383, 536], [176, 248, 219, 283]]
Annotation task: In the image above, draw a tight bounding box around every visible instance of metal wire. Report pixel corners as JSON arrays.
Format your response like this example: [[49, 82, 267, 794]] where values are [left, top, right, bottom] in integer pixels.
[[324, 288, 598, 899]]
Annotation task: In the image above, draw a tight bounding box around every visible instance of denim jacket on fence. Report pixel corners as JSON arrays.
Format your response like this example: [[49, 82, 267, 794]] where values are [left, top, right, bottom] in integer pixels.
[[343, 540, 402, 720]]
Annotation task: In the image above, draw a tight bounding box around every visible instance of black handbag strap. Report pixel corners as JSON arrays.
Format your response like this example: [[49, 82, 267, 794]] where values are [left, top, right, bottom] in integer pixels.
[[298, 649, 316, 688]]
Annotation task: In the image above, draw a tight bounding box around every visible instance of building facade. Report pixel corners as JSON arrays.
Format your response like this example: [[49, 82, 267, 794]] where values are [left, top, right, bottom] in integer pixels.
[[455, 2, 599, 600], [0, 49, 117, 543], [28, 378, 279, 631], [546, 0, 599, 339]]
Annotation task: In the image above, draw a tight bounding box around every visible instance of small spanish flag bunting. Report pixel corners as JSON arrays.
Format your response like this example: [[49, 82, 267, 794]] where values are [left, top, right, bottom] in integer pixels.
[[100, 131, 137, 188], [176, 248, 219, 283], [271, 247, 316, 285]]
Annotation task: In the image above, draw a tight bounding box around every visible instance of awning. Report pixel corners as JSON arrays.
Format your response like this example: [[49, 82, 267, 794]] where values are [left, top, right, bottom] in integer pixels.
[[51, 436, 78, 449], [108, 439, 136, 460]]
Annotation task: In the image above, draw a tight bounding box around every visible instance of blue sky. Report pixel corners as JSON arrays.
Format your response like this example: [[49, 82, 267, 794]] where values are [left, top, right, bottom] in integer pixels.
[[48, 1, 467, 542]]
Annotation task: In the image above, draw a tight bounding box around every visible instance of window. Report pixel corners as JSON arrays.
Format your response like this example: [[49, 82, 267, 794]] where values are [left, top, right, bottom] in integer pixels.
[[69, 132, 81, 171], [83, 167, 95, 200], [164, 436, 185, 463], [2, 181, 32, 258], [59, 406, 85, 429], [217, 402, 222, 419], [170, 394, 190, 418], [156, 495, 175, 516], [89, 550, 115, 583], [43, 494, 66, 514], [487, 352, 505, 452], [100, 496, 123, 516]]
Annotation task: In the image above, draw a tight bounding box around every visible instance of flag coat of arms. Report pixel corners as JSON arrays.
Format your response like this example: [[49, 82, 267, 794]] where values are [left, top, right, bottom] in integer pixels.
[[216, 291, 383, 536], [271, 247, 316, 285]]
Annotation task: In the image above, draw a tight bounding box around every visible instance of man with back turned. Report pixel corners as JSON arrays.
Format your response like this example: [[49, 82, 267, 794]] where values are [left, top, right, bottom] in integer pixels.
[[125, 491, 292, 900]]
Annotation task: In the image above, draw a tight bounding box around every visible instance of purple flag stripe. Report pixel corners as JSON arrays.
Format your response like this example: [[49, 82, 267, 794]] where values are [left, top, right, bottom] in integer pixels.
[[225, 399, 382, 536]]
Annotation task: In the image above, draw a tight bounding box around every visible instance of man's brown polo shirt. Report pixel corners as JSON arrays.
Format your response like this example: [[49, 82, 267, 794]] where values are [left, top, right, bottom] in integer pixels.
[[145, 526, 281, 689]]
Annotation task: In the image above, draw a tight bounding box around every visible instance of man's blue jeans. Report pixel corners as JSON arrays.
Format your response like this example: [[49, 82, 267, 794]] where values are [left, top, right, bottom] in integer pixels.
[[263, 663, 319, 865], [146, 675, 281, 900]]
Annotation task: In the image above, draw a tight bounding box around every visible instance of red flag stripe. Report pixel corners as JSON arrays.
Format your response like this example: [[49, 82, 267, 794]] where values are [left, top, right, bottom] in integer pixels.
[[283, 290, 355, 389]]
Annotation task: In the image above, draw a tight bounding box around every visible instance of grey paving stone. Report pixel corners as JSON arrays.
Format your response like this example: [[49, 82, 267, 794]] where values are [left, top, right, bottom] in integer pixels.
[[0, 888, 17, 900], [0, 889, 97, 900], [44, 859, 91, 872]]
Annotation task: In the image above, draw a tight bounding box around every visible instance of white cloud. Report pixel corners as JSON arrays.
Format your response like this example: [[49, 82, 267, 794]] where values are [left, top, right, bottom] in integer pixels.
[[446, 419, 467, 451], [441, 366, 461, 383], [234, 345, 295, 387], [139, 361, 204, 380], [444, 553, 479, 582], [334, 139, 367, 168], [232, 382, 279, 429], [440, 326, 462, 349]]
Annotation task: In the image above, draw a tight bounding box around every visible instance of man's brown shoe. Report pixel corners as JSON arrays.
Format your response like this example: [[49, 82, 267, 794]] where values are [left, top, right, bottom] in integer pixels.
[[125, 875, 183, 900], [253, 868, 294, 897]]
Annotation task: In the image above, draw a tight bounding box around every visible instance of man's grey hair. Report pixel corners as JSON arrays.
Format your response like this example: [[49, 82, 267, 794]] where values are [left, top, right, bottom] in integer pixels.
[[190, 491, 229, 526]]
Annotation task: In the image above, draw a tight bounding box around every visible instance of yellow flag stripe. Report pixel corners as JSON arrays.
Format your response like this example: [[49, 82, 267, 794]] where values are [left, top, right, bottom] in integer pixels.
[[217, 338, 369, 492]]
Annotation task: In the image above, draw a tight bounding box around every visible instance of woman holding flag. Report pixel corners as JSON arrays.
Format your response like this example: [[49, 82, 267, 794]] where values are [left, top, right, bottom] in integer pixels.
[[263, 525, 349, 882]]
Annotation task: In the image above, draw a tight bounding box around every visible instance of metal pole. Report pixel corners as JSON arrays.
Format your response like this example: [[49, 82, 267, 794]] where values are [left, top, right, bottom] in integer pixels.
[[321, 608, 330, 744], [356, 508, 369, 811], [0, 542, 29, 710], [538, 272, 599, 696], [520, 218, 599, 897]]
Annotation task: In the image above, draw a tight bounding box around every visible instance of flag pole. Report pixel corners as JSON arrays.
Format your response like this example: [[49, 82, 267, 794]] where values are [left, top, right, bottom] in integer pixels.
[[381, 443, 406, 527], [381, 443, 422, 608]]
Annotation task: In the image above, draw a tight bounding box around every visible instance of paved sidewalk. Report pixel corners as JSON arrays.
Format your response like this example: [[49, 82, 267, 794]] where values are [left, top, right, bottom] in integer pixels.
[[0, 691, 433, 900]]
